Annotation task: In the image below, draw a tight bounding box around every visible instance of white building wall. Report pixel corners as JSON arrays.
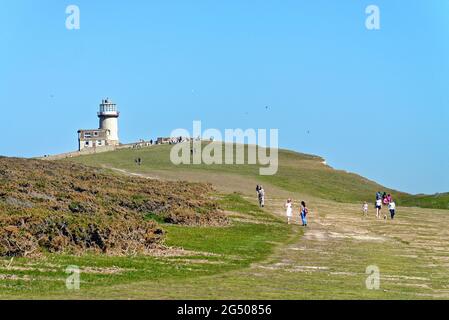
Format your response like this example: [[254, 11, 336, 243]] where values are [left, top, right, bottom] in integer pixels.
[[79, 139, 107, 150], [99, 117, 119, 143]]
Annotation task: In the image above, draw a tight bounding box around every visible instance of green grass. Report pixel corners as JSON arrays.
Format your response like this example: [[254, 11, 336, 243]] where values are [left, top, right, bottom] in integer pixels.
[[66, 143, 448, 209], [399, 192, 449, 210], [165, 193, 290, 261], [0, 193, 292, 299], [144, 212, 166, 224], [2, 143, 447, 299]]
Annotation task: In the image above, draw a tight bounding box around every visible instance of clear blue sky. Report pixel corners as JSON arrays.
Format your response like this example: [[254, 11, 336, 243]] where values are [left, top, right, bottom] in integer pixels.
[[1, 0, 448, 194]]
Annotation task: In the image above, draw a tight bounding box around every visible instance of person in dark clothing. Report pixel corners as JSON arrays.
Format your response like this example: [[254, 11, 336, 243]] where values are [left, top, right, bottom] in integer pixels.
[[376, 191, 382, 200], [258, 186, 265, 207], [300, 201, 309, 226]]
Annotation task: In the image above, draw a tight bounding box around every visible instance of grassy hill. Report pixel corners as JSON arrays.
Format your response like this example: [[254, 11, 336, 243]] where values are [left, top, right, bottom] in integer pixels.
[[0, 155, 291, 298], [66, 143, 449, 209], [1, 144, 448, 299]]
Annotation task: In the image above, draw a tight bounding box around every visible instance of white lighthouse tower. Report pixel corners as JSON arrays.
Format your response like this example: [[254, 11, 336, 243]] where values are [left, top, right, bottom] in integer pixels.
[[98, 98, 120, 145]]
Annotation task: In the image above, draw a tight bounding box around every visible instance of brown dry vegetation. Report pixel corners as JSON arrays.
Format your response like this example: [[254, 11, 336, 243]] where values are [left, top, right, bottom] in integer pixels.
[[0, 157, 226, 257]]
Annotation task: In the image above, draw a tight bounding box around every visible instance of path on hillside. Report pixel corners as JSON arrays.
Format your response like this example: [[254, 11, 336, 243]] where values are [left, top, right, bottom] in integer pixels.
[[234, 196, 449, 299], [105, 166, 161, 180], [88, 167, 449, 299]]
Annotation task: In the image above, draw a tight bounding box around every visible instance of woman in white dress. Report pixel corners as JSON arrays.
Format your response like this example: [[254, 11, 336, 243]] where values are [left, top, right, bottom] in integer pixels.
[[285, 199, 293, 224]]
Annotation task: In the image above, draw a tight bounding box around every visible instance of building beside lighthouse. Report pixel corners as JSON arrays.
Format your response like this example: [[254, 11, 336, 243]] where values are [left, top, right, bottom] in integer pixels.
[[78, 98, 120, 151]]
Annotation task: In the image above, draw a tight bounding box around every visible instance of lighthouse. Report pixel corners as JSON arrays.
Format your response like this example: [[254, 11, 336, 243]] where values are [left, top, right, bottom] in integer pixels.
[[77, 98, 120, 151], [98, 98, 120, 145]]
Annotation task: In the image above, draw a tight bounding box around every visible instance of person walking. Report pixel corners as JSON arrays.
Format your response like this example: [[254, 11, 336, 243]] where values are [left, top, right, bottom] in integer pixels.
[[258, 186, 265, 208], [375, 198, 382, 219], [300, 201, 308, 226], [376, 191, 382, 200], [383, 194, 389, 206], [362, 201, 369, 216], [285, 199, 293, 224], [388, 200, 396, 220]]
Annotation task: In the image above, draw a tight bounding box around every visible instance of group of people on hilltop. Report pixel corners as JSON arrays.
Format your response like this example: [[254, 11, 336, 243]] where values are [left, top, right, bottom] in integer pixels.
[[255, 185, 398, 227], [363, 191, 396, 220]]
